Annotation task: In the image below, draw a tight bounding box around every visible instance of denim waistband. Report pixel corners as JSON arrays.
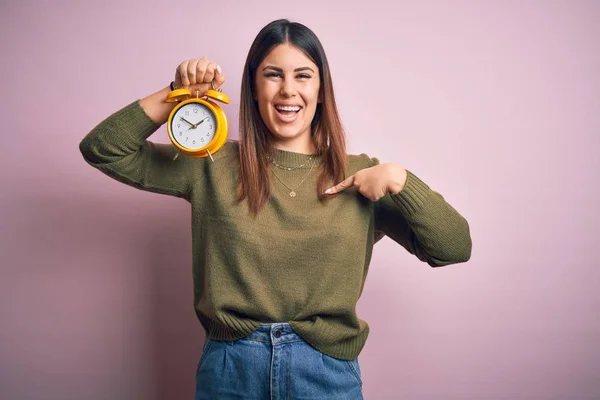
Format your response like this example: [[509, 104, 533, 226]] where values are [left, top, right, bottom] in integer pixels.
[[243, 322, 303, 344]]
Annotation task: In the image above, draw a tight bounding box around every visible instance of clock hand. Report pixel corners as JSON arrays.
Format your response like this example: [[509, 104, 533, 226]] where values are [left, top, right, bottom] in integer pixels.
[[195, 117, 209, 126], [180, 117, 198, 129]]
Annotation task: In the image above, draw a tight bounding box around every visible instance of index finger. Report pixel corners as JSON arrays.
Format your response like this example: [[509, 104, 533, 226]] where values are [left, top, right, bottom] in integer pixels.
[[324, 175, 355, 195]]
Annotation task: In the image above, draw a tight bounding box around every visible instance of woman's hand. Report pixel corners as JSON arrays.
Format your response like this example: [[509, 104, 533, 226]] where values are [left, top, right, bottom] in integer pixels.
[[174, 57, 226, 96], [324, 163, 408, 201], [138, 58, 226, 125]]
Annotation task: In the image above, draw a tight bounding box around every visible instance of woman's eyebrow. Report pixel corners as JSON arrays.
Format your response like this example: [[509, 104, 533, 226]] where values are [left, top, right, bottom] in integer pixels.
[[262, 65, 315, 73]]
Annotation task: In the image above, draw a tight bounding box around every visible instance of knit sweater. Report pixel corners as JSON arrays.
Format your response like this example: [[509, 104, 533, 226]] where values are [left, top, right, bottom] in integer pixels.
[[79, 100, 472, 360]]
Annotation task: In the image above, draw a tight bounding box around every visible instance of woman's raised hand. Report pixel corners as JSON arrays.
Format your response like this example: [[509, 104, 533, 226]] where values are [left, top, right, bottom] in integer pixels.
[[174, 58, 226, 96]]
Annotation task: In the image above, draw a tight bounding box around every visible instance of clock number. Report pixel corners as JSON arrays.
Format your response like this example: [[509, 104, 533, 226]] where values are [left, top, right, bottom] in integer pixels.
[[177, 123, 180, 128], [201, 138, 204, 142], [192, 140, 196, 144], [185, 111, 190, 116], [194, 109, 198, 114]]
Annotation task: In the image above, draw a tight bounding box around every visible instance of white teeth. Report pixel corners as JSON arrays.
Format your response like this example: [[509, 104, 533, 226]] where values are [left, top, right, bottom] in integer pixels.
[[275, 105, 301, 112]]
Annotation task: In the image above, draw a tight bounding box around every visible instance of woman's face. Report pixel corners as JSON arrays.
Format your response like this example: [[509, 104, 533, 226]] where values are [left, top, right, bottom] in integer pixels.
[[255, 43, 320, 151]]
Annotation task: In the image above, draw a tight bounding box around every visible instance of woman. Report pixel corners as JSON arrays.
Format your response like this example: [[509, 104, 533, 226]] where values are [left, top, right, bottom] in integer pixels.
[[80, 18, 471, 400]]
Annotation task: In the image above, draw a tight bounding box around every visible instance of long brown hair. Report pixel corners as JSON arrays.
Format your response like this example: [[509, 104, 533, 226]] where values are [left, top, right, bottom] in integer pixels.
[[238, 19, 347, 215]]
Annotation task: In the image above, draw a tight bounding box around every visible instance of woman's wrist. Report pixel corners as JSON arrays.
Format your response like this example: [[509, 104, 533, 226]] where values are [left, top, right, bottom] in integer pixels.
[[138, 86, 177, 125]]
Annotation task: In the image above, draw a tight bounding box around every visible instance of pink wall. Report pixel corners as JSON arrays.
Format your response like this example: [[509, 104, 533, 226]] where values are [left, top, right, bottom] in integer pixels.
[[2, 1, 599, 399]]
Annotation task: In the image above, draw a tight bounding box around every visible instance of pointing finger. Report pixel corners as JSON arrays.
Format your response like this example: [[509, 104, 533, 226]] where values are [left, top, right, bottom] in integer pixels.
[[324, 175, 355, 195]]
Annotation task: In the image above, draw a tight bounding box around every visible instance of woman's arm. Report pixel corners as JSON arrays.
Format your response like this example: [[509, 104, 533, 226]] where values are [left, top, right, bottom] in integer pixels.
[[78, 89, 196, 199], [325, 155, 472, 267], [374, 166, 472, 267], [79, 58, 225, 200]]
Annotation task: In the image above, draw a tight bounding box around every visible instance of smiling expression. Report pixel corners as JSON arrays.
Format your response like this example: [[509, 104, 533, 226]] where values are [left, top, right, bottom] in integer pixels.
[[254, 43, 321, 151]]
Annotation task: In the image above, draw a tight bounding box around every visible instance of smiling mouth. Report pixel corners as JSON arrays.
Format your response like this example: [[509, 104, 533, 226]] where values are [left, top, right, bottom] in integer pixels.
[[274, 105, 302, 115]]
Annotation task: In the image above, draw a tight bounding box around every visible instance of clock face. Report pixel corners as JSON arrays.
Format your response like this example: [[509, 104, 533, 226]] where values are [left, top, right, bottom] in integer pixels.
[[170, 103, 217, 150]]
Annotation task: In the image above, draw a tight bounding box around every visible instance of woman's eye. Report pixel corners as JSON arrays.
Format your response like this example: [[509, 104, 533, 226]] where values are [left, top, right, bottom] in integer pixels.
[[264, 72, 311, 79]]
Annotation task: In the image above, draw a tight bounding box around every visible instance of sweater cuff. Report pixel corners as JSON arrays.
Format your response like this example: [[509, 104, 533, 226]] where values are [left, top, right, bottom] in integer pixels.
[[388, 170, 431, 216]]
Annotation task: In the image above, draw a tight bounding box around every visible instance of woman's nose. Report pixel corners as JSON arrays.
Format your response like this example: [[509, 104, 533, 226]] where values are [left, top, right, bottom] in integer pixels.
[[279, 78, 296, 97]]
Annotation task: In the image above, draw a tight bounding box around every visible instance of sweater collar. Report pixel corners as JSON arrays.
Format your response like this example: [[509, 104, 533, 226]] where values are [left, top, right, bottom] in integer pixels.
[[269, 148, 321, 169]]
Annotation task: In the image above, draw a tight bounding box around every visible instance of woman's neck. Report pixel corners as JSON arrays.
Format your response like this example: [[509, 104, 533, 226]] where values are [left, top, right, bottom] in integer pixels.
[[271, 137, 317, 155]]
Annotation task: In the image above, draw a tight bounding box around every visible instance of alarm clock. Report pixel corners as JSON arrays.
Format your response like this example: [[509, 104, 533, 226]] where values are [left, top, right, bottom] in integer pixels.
[[165, 85, 229, 161]]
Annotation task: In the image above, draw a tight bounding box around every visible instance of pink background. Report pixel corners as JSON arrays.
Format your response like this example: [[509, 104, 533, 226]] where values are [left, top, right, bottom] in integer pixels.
[[1, 1, 599, 399]]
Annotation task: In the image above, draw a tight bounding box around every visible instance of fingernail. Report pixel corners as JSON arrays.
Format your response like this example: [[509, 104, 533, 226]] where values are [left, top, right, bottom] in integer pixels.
[[324, 188, 332, 195], [216, 65, 222, 75]]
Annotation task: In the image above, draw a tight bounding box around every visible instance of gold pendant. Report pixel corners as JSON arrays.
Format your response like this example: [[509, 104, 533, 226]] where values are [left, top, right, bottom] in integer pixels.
[[290, 191, 296, 197]]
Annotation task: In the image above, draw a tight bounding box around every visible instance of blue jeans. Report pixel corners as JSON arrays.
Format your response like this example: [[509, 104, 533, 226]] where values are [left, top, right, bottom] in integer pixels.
[[195, 322, 364, 399]]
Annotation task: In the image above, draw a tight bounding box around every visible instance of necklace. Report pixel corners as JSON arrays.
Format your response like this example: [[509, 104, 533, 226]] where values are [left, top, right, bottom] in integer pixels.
[[270, 161, 316, 197], [267, 156, 314, 171]]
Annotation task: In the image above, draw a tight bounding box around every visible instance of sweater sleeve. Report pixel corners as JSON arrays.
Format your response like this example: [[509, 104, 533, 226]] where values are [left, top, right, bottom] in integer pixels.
[[79, 100, 198, 200], [370, 157, 472, 267]]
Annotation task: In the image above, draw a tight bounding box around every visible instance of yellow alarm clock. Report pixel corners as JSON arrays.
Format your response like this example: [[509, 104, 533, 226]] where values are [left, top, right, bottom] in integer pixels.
[[166, 84, 229, 161]]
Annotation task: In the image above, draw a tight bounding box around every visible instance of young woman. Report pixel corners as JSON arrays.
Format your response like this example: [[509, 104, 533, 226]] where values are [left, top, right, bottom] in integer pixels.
[[80, 19, 471, 400]]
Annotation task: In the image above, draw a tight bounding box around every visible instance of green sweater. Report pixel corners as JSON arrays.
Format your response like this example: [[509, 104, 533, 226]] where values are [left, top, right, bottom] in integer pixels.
[[79, 100, 472, 360]]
